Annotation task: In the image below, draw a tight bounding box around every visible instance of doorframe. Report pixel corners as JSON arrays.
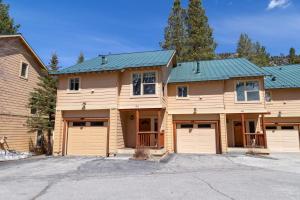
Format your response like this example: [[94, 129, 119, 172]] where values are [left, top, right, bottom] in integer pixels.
[[232, 121, 243, 147], [173, 120, 221, 154]]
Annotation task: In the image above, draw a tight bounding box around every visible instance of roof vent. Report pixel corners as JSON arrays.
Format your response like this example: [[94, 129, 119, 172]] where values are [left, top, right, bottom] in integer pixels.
[[195, 62, 200, 74], [271, 76, 277, 81], [100, 55, 107, 65]]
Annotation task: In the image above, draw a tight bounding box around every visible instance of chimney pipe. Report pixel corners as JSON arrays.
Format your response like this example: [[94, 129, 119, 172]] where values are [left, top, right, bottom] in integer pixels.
[[101, 55, 107, 65], [196, 62, 200, 74]]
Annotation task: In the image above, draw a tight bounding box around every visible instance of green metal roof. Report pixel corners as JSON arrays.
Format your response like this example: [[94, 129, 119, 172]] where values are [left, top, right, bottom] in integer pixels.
[[169, 58, 266, 83], [263, 64, 300, 89], [53, 50, 175, 75]]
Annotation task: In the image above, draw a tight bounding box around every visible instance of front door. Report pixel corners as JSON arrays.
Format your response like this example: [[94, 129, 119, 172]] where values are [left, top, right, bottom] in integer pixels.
[[234, 122, 244, 147]]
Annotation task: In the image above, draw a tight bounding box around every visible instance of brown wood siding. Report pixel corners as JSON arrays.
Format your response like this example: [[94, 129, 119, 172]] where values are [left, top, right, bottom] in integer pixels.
[[266, 88, 300, 117], [168, 81, 225, 114], [56, 73, 118, 111], [0, 37, 44, 152]]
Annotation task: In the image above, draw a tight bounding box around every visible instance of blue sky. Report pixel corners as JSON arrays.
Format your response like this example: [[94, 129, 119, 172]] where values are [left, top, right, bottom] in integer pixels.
[[5, 0, 300, 67]]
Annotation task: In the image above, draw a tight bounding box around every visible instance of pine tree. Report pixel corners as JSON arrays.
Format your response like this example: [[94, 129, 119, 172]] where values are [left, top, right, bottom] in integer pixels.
[[161, 0, 186, 62], [27, 53, 58, 155], [184, 0, 216, 61], [236, 33, 270, 66], [0, 0, 20, 34], [289, 47, 296, 64], [77, 52, 85, 64]]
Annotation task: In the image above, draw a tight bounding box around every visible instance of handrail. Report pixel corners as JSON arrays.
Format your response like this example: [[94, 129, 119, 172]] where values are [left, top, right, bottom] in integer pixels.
[[138, 131, 164, 149]]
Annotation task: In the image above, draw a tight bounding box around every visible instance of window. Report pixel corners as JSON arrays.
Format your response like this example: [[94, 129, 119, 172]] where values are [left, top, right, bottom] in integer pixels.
[[31, 108, 37, 114], [198, 124, 211, 128], [236, 80, 260, 102], [90, 121, 104, 127], [265, 91, 272, 102], [177, 86, 188, 98], [132, 72, 156, 96], [69, 78, 80, 91], [20, 62, 28, 78], [281, 126, 295, 130], [72, 122, 86, 127], [266, 126, 277, 130], [180, 124, 194, 128]]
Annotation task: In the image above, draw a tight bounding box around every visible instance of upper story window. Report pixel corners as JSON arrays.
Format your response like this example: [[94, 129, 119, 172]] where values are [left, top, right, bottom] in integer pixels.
[[132, 72, 156, 96], [236, 80, 260, 102], [69, 78, 80, 91], [177, 86, 188, 98], [265, 90, 272, 102], [20, 62, 29, 78]]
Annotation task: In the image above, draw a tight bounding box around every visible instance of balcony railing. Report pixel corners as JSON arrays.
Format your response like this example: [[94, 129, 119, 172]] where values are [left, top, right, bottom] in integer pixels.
[[137, 131, 164, 149], [245, 133, 266, 148]]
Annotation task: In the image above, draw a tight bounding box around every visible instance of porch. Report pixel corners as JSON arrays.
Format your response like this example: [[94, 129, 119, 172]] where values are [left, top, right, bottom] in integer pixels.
[[118, 108, 165, 152], [226, 113, 268, 149]]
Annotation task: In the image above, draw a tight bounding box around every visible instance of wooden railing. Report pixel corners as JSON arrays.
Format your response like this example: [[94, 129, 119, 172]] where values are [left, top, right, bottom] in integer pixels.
[[245, 133, 266, 148], [138, 131, 164, 149]]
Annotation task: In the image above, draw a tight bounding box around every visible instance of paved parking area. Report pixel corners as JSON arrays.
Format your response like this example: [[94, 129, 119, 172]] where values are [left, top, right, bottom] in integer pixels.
[[0, 153, 300, 200]]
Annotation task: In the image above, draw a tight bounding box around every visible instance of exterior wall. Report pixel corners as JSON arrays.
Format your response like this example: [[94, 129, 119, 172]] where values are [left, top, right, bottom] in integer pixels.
[[109, 108, 124, 154], [53, 110, 63, 155], [0, 37, 44, 152], [56, 72, 118, 111], [266, 88, 300, 117], [168, 81, 225, 114], [219, 114, 227, 153], [166, 113, 174, 152], [223, 78, 266, 113], [118, 68, 164, 109]]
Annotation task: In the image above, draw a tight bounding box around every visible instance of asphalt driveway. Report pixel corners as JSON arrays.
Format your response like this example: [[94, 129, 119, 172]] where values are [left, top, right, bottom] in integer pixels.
[[0, 153, 300, 200]]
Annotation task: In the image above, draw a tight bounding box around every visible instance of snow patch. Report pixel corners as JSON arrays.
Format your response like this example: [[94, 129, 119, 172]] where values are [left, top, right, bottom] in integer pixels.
[[0, 150, 32, 161]]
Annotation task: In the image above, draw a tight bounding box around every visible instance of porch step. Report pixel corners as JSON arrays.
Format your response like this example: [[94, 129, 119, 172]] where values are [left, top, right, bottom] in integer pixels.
[[116, 148, 167, 156], [227, 148, 270, 155]]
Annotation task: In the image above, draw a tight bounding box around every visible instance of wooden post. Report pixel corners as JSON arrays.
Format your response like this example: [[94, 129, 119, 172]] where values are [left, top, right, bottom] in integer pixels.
[[261, 114, 267, 148], [157, 110, 161, 149], [135, 109, 140, 148], [241, 113, 246, 147]]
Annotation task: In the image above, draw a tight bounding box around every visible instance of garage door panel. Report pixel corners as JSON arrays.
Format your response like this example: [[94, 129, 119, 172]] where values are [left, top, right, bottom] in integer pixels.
[[67, 124, 107, 156], [176, 125, 216, 154], [267, 128, 300, 152]]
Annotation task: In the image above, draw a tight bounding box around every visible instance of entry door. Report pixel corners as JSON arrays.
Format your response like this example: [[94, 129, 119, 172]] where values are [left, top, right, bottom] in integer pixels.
[[139, 118, 151, 131], [234, 122, 244, 147]]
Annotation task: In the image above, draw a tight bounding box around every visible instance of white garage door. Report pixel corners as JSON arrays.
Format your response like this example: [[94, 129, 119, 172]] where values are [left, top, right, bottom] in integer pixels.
[[176, 123, 216, 154], [67, 121, 108, 156], [266, 125, 300, 152]]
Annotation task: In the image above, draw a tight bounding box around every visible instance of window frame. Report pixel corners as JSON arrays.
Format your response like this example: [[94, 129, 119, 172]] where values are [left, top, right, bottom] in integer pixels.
[[68, 77, 81, 92], [265, 90, 272, 103], [19, 61, 29, 79], [131, 71, 158, 97], [176, 85, 189, 99], [235, 80, 261, 103]]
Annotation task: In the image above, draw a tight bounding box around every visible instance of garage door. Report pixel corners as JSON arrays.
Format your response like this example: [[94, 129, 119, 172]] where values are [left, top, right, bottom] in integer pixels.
[[67, 121, 108, 156], [176, 123, 216, 154], [266, 125, 300, 152]]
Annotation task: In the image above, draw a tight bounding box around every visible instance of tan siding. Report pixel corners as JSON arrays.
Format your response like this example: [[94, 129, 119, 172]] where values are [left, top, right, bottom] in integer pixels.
[[166, 114, 174, 152], [168, 81, 225, 114], [266, 88, 300, 117], [219, 114, 227, 153], [53, 110, 63, 155], [0, 37, 44, 152], [224, 78, 266, 113], [118, 69, 163, 109], [56, 73, 118, 111]]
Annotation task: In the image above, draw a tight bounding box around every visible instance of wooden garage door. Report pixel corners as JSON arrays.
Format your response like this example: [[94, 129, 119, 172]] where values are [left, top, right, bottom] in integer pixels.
[[67, 121, 108, 156], [176, 123, 216, 154], [266, 125, 300, 152]]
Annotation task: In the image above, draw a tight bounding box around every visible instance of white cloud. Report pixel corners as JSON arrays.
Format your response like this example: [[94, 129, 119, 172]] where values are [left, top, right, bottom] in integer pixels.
[[267, 0, 291, 10]]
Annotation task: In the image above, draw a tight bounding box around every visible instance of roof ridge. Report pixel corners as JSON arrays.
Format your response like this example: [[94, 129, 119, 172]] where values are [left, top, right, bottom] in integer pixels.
[[178, 57, 245, 65], [99, 49, 174, 56]]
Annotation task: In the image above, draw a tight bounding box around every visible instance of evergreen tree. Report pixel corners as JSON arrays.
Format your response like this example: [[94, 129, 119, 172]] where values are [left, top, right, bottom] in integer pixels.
[[0, 0, 20, 34], [77, 52, 85, 64], [184, 0, 216, 61], [289, 47, 296, 64], [27, 53, 58, 155], [236, 33, 270, 66], [161, 0, 186, 62]]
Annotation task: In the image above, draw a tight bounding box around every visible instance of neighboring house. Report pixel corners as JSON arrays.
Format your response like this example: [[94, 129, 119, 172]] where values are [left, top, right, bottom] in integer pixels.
[[52, 50, 300, 157], [0, 34, 47, 152]]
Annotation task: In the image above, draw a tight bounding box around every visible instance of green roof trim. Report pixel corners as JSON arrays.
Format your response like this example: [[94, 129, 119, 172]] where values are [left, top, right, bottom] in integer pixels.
[[169, 58, 266, 83], [263, 64, 300, 89], [53, 50, 175, 75]]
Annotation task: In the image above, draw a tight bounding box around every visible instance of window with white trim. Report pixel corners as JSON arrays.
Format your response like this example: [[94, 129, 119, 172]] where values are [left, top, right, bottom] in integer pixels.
[[177, 86, 188, 98], [69, 78, 80, 91], [20, 62, 28, 78], [132, 72, 156, 96], [236, 80, 260, 102]]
